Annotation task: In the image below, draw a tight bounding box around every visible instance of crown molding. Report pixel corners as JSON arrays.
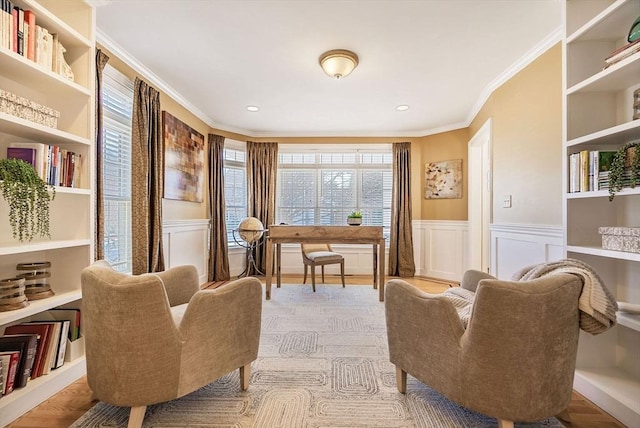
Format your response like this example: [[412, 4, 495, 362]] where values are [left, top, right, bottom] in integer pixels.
[[463, 25, 563, 128], [97, 29, 258, 138]]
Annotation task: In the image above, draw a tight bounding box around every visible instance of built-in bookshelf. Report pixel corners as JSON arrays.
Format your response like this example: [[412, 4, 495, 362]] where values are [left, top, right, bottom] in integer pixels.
[[563, 1, 640, 426], [0, 0, 94, 426]]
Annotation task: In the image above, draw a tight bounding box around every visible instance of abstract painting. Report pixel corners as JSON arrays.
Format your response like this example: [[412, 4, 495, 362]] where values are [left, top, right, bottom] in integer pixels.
[[163, 111, 205, 202], [425, 159, 463, 199]]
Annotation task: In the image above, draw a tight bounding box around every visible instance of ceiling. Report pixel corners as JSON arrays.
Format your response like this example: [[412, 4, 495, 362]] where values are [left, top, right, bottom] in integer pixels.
[[94, 0, 562, 138]]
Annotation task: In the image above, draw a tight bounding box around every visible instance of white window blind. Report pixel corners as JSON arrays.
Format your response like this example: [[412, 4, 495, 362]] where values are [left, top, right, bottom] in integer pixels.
[[101, 64, 134, 272], [223, 143, 247, 245], [277, 145, 392, 237]]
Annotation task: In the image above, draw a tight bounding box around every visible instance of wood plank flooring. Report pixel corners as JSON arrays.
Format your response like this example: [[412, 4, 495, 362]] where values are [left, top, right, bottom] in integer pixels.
[[7, 275, 624, 428]]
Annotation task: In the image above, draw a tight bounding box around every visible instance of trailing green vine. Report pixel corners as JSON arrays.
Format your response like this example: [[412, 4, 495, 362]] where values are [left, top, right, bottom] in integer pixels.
[[0, 158, 55, 242], [608, 141, 639, 201]]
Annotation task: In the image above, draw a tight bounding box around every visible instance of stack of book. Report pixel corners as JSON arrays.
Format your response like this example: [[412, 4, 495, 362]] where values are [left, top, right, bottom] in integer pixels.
[[604, 39, 640, 69], [0, 309, 81, 398], [0, 1, 74, 80]]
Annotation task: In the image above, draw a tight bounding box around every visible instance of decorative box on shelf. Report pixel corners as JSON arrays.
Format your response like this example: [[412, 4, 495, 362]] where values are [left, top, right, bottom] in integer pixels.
[[0, 88, 60, 128], [599, 226, 640, 254]]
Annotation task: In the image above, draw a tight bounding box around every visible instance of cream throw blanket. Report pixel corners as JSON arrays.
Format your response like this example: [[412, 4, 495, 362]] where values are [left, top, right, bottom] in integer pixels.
[[443, 258, 618, 335]]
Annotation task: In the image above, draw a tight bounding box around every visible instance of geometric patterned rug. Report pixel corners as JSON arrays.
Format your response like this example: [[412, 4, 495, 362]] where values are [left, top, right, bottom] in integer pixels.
[[70, 284, 564, 427]]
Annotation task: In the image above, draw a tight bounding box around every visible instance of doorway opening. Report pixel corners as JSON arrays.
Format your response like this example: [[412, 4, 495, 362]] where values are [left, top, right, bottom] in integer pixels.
[[468, 118, 492, 273]]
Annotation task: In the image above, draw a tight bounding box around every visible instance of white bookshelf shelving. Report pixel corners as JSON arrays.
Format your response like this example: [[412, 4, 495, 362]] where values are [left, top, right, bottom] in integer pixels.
[[0, 0, 95, 426], [563, 1, 640, 426]]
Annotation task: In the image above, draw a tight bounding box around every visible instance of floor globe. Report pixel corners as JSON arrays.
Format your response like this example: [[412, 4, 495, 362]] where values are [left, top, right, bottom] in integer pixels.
[[238, 217, 265, 244]]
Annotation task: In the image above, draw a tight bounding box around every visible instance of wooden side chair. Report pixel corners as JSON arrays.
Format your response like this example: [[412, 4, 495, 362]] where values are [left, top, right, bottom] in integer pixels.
[[301, 243, 346, 291]]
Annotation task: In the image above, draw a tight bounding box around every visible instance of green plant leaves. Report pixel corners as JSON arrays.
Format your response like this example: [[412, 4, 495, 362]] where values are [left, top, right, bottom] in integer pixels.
[[0, 158, 55, 242]]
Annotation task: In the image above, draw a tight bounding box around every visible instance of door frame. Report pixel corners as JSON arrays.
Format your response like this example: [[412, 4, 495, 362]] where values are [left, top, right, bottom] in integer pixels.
[[468, 118, 492, 273]]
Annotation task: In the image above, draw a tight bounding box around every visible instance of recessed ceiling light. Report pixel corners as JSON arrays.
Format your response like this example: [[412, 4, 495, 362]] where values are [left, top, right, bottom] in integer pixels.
[[396, 105, 410, 111], [246, 105, 259, 112]]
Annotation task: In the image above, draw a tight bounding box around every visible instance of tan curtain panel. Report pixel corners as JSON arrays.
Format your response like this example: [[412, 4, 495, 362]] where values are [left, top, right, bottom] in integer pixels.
[[131, 77, 165, 274], [208, 134, 230, 281], [94, 49, 109, 261], [389, 142, 415, 277], [246, 141, 278, 274]]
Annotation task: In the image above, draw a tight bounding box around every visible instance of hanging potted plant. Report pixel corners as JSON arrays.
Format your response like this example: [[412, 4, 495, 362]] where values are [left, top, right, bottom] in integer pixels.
[[608, 141, 639, 201], [0, 158, 55, 242]]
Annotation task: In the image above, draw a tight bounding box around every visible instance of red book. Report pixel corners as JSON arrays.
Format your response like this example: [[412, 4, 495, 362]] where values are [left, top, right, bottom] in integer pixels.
[[24, 10, 35, 61], [0, 351, 21, 395], [4, 323, 51, 379]]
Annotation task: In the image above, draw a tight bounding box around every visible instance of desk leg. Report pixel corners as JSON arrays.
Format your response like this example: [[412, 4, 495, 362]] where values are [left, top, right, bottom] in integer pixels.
[[378, 241, 385, 302], [372, 244, 378, 290], [276, 243, 282, 288], [265, 239, 273, 300]]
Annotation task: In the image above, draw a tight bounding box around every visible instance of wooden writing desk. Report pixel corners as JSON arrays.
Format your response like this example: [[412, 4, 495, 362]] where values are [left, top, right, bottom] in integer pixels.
[[264, 225, 386, 301]]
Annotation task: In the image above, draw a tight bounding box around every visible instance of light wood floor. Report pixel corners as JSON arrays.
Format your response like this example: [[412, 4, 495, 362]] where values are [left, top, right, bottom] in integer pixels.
[[7, 275, 624, 428]]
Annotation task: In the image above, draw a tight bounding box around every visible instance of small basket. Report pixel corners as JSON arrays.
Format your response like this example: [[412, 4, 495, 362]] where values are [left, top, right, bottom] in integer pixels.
[[0, 277, 29, 312]]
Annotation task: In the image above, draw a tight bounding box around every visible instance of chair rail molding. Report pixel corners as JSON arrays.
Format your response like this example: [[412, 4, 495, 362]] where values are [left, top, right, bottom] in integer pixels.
[[490, 223, 563, 280], [162, 219, 210, 284], [412, 220, 469, 282]]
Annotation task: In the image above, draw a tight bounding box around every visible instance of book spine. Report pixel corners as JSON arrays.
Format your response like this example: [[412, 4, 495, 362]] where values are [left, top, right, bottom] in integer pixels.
[[24, 9, 34, 60], [2, 352, 20, 394], [580, 150, 589, 192]]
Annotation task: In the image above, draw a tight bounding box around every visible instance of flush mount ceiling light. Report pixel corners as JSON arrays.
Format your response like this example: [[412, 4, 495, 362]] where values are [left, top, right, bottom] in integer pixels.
[[396, 105, 410, 111], [319, 49, 359, 79], [246, 105, 260, 112]]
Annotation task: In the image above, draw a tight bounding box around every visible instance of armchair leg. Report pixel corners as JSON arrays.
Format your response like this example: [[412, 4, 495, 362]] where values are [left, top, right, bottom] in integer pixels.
[[311, 267, 316, 292], [321, 266, 325, 283], [497, 420, 514, 428], [303, 265, 308, 284], [396, 366, 407, 394], [340, 261, 345, 288], [127, 406, 146, 428], [240, 364, 251, 391]]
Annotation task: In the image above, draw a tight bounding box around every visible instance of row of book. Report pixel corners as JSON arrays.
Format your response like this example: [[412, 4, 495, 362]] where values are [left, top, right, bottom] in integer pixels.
[[0, 0, 74, 80], [568, 149, 637, 193], [568, 150, 615, 193], [0, 309, 81, 398], [6, 143, 83, 188]]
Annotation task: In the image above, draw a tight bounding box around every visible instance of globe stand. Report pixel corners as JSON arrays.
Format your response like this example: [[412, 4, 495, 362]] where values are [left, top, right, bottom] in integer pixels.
[[232, 229, 266, 278]]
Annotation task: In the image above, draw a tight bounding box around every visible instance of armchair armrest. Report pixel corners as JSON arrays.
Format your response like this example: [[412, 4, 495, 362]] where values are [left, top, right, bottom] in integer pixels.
[[176, 277, 263, 387], [385, 279, 465, 394], [154, 265, 200, 307], [459, 269, 496, 292]]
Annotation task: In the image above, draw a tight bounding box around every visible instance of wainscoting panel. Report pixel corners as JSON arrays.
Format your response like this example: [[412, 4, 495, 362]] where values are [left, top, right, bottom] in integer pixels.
[[490, 223, 563, 280], [412, 220, 468, 282], [163, 219, 210, 284]]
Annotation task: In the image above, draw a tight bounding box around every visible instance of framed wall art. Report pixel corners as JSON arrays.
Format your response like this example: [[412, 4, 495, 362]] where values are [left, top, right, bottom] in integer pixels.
[[163, 111, 205, 202], [424, 159, 462, 199]]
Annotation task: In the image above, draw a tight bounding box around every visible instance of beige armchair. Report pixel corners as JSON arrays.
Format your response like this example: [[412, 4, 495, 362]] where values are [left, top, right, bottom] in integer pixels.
[[385, 270, 582, 428], [81, 260, 262, 428], [301, 243, 345, 291]]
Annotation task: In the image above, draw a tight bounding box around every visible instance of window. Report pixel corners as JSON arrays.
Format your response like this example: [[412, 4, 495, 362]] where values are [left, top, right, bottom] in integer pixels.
[[223, 141, 247, 245], [101, 64, 134, 272], [277, 145, 392, 236]]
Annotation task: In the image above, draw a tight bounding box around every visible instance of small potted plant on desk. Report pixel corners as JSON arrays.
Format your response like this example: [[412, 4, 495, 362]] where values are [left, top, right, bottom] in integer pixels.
[[347, 210, 362, 226]]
